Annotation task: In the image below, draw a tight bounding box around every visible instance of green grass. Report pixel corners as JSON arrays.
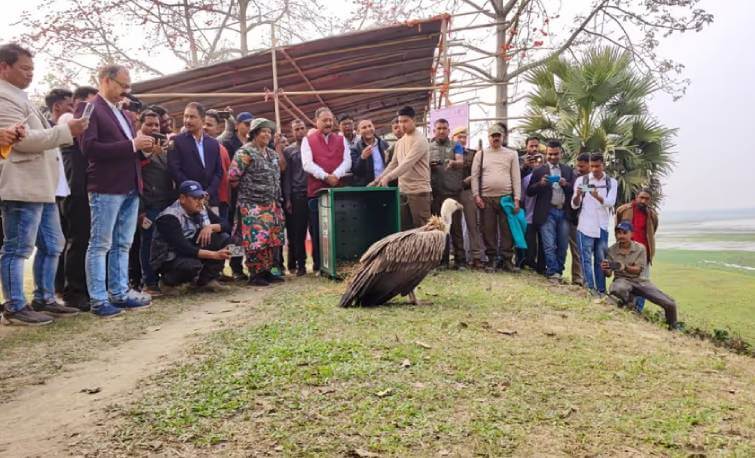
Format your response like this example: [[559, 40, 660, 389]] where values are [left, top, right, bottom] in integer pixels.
[[652, 250, 755, 344], [103, 272, 755, 456]]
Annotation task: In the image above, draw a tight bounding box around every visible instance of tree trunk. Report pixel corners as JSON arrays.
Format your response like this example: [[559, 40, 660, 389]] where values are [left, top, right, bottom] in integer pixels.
[[494, 0, 508, 124], [239, 0, 249, 55]]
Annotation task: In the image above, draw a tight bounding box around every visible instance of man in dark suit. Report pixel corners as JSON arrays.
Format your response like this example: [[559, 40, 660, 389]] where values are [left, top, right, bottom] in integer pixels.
[[526, 139, 575, 281], [168, 102, 223, 209], [79, 64, 155, 317]]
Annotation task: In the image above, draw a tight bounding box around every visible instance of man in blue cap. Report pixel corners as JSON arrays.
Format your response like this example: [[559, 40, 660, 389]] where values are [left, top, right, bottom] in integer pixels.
[[149, 180, 231, 292], [601, 220, 679, 330]]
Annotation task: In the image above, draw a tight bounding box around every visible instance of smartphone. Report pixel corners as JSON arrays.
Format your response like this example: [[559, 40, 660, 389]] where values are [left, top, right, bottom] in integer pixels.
[[81, 102, 95, 120], [227, 244, 244, 258], [150, 132, 167, 145], [216, 110, 232, 120]]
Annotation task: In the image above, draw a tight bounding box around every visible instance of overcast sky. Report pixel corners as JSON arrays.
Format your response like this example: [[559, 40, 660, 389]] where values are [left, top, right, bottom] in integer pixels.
[[2, 0, 751, 213]]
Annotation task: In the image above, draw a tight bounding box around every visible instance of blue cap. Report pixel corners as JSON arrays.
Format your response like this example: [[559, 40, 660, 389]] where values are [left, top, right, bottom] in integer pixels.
[[616, 220, 634, 232], [236, 112, 253, 123], [179, 180, 206, 198]]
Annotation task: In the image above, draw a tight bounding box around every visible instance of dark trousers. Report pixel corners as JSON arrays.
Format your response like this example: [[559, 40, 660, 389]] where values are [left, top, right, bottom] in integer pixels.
[[160, 232, 230, 286], [308, 198, 321, 271], [286, 193, 310, 270], [432, 193, 465, 265], [519, 223, 540, 270], [59, 194, 90, 304], [129, 226, 141, 289], [400, 192, 432, 231], [55, 198, 66, 294], [610, 277, 678, 328], [140, 207, 163, 287], [479, 196, 514, 262]]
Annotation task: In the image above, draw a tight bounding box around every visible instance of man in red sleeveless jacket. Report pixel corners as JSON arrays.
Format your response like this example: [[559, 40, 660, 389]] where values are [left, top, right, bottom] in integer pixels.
[[300, 107, 352, 273]]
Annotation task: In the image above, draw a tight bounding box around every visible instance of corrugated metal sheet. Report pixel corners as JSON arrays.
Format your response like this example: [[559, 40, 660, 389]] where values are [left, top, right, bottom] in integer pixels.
[[133, 17, 445, 131]]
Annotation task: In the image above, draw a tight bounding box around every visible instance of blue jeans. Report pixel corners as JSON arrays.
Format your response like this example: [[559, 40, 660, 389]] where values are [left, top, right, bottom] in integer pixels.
[[577, 228, 608, 293], [539, 207, 570, 276], [86, 191, 140, 304], [635, 264, 650, 311], [0, 202, 64, 312], [140, 207, 162, 287]]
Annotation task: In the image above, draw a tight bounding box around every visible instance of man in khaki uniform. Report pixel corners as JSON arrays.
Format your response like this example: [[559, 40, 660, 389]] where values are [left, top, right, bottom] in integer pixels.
[[601, 221, 678, 330]]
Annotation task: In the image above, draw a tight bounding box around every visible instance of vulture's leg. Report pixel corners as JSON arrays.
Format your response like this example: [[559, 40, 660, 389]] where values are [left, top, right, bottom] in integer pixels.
[[408, 290, 418, 305]]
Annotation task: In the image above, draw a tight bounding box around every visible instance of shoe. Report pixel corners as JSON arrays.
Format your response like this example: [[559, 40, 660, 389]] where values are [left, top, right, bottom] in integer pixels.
[[296, 267, 306, 277], [111, 289, 151, 310], [91, 302, 123, 318], [271, 267, 284, 277], [262, 271, 285, 283], [63, 294, 91, 312], [470, 260, 484, 270], [546, 273, 562, 284], [453, 261, 468, 271], [1, 306, 54, 326], [217, 273, 235, 283], [232, 272, 249, 282], [143, 285, 163, 298], [30, 299, 79, 316], [485, 259, 497, 273], [248, 274, 270, 287], [500, 260, 520, 273], [158, 281, 181, 296], [195, 279, 226, 292]]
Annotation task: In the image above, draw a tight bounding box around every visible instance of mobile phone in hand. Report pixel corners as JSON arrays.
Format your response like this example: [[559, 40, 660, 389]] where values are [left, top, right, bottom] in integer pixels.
[[82, 102, 95, 120]]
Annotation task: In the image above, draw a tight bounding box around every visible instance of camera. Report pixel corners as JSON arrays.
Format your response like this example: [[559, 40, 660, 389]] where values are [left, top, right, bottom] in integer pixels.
[[150, 132, 167, 145], [227, 244, 244, 258], [608, 261, 623, 271], [122, 93, 143, 112]]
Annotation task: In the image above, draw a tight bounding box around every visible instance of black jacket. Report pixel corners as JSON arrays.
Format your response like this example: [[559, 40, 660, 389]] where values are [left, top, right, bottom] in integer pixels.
[[526, 163, 576, 226], [350, 137, 389, 186]]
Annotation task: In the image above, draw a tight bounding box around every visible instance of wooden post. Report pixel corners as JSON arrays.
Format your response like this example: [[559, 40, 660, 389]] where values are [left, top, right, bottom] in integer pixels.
[[271, 23, 281, 129]]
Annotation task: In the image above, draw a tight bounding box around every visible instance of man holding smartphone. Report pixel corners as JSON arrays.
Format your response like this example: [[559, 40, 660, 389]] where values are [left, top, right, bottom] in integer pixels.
[[601, 221, 678, 330], [0, 44, 89, 325]]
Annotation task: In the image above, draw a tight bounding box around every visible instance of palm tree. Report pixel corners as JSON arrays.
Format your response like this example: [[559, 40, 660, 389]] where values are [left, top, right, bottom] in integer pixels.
[[521, 47, 677, 204]]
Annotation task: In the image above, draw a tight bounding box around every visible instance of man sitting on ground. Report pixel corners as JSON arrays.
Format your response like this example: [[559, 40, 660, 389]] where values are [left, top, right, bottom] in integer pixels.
[[601, 221, 678, 330], [150, 180, 231, 292]]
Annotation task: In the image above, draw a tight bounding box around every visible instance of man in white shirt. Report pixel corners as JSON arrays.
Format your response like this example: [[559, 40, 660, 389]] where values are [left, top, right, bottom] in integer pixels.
[[300, 107, 351, 272], [571, 153, 617, 295]]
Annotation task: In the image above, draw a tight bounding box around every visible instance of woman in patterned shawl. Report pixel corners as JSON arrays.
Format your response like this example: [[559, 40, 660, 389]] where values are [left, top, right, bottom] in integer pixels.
[[229, 118, 286, 286]]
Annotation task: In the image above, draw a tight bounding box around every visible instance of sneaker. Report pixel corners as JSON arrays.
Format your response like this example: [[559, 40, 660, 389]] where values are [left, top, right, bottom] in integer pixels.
[[271, 267, 283, 277], [546, 273, 562, 283], [485, 259, 497, 273], [470, 260, 484, 270], [1, 306, 54, 326], [296, 266, 306, 277], [111, 289, 151, 310], [500, 261, 520, 273], [30, 299, 79, 316], [262, 271, 285, 283], [91, 302, 123, 318], [232, 272, 249, 282], [248, 274, 270, 287], [217, 273, 235, 283], [453, 261, 468, 271]]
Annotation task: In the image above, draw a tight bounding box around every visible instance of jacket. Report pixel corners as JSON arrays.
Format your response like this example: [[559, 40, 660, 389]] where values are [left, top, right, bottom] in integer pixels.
[[526, 163, 576, 226], [168, 131, 223, 205], [350, 137, 388, 186], [616, 202, 658, 262], [79, 94, 142, 194], [0, 79, 73, 203], [500, 195, 528, 249]]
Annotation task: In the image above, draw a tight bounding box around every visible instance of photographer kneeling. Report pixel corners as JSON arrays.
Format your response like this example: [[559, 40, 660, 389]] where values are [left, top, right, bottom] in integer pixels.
[[150, 180, 231, 292], [601, 221, 678, 330]]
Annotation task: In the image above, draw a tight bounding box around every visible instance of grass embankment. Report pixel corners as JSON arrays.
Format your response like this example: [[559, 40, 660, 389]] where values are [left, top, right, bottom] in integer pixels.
[[99, 271, 754, 456], [652, 249, 755, 345]]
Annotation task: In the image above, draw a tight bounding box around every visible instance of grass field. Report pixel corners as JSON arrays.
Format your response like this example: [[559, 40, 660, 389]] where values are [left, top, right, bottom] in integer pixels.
[[93, 271, 754, 456], [651, 249, 755, 345]]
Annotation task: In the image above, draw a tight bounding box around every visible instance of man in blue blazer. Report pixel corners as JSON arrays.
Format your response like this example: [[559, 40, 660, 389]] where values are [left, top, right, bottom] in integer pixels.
[[79, 64, 156, 317], [168, 102, 223, 208]]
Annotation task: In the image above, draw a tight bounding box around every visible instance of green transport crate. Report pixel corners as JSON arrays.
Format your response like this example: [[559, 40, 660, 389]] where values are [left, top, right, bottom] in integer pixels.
[[318, 186, 401, 278]]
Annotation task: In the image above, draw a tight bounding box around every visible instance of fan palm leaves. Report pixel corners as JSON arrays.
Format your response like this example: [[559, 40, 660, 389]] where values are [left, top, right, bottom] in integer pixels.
[[522, 47, 677, 204]]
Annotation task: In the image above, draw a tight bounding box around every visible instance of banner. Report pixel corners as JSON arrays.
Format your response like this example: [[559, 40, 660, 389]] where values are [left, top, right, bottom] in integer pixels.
[[428, 103, 469, 138]]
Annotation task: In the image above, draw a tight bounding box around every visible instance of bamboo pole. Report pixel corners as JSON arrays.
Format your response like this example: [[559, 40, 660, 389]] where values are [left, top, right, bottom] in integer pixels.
[[271, 24, 281, 129], [135, 83, 509, 100]]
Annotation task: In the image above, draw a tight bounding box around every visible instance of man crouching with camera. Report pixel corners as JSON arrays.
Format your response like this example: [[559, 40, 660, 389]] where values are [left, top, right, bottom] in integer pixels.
[[149, 180, 231, 293], [601, 221, 679, 330]]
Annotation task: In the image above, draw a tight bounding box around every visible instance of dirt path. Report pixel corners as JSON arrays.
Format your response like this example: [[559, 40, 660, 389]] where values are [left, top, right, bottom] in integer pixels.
[[0, 289, 268, 458]]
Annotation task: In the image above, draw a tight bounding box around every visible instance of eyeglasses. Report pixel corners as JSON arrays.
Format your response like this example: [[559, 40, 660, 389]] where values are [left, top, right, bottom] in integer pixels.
[[110, 78, 131, 90]]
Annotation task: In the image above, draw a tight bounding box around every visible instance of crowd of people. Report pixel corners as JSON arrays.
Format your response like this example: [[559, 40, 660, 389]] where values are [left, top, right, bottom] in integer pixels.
[[0, 42, 678, 329]]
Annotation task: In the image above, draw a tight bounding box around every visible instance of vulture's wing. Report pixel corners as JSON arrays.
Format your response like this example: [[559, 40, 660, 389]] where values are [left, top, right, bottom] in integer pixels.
[[339, 227, 446, 307]]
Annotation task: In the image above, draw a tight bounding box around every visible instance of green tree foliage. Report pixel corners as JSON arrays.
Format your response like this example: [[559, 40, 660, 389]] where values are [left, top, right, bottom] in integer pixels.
[[522, 47, 676, 204]]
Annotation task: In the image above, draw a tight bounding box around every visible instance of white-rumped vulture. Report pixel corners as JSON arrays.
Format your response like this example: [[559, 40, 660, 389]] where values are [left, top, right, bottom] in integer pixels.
[[339, 198, 463, 307]]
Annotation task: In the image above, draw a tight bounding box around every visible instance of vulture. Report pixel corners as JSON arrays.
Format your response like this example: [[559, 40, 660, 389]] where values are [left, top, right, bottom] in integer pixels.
[[339, 198, 463, 307]]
